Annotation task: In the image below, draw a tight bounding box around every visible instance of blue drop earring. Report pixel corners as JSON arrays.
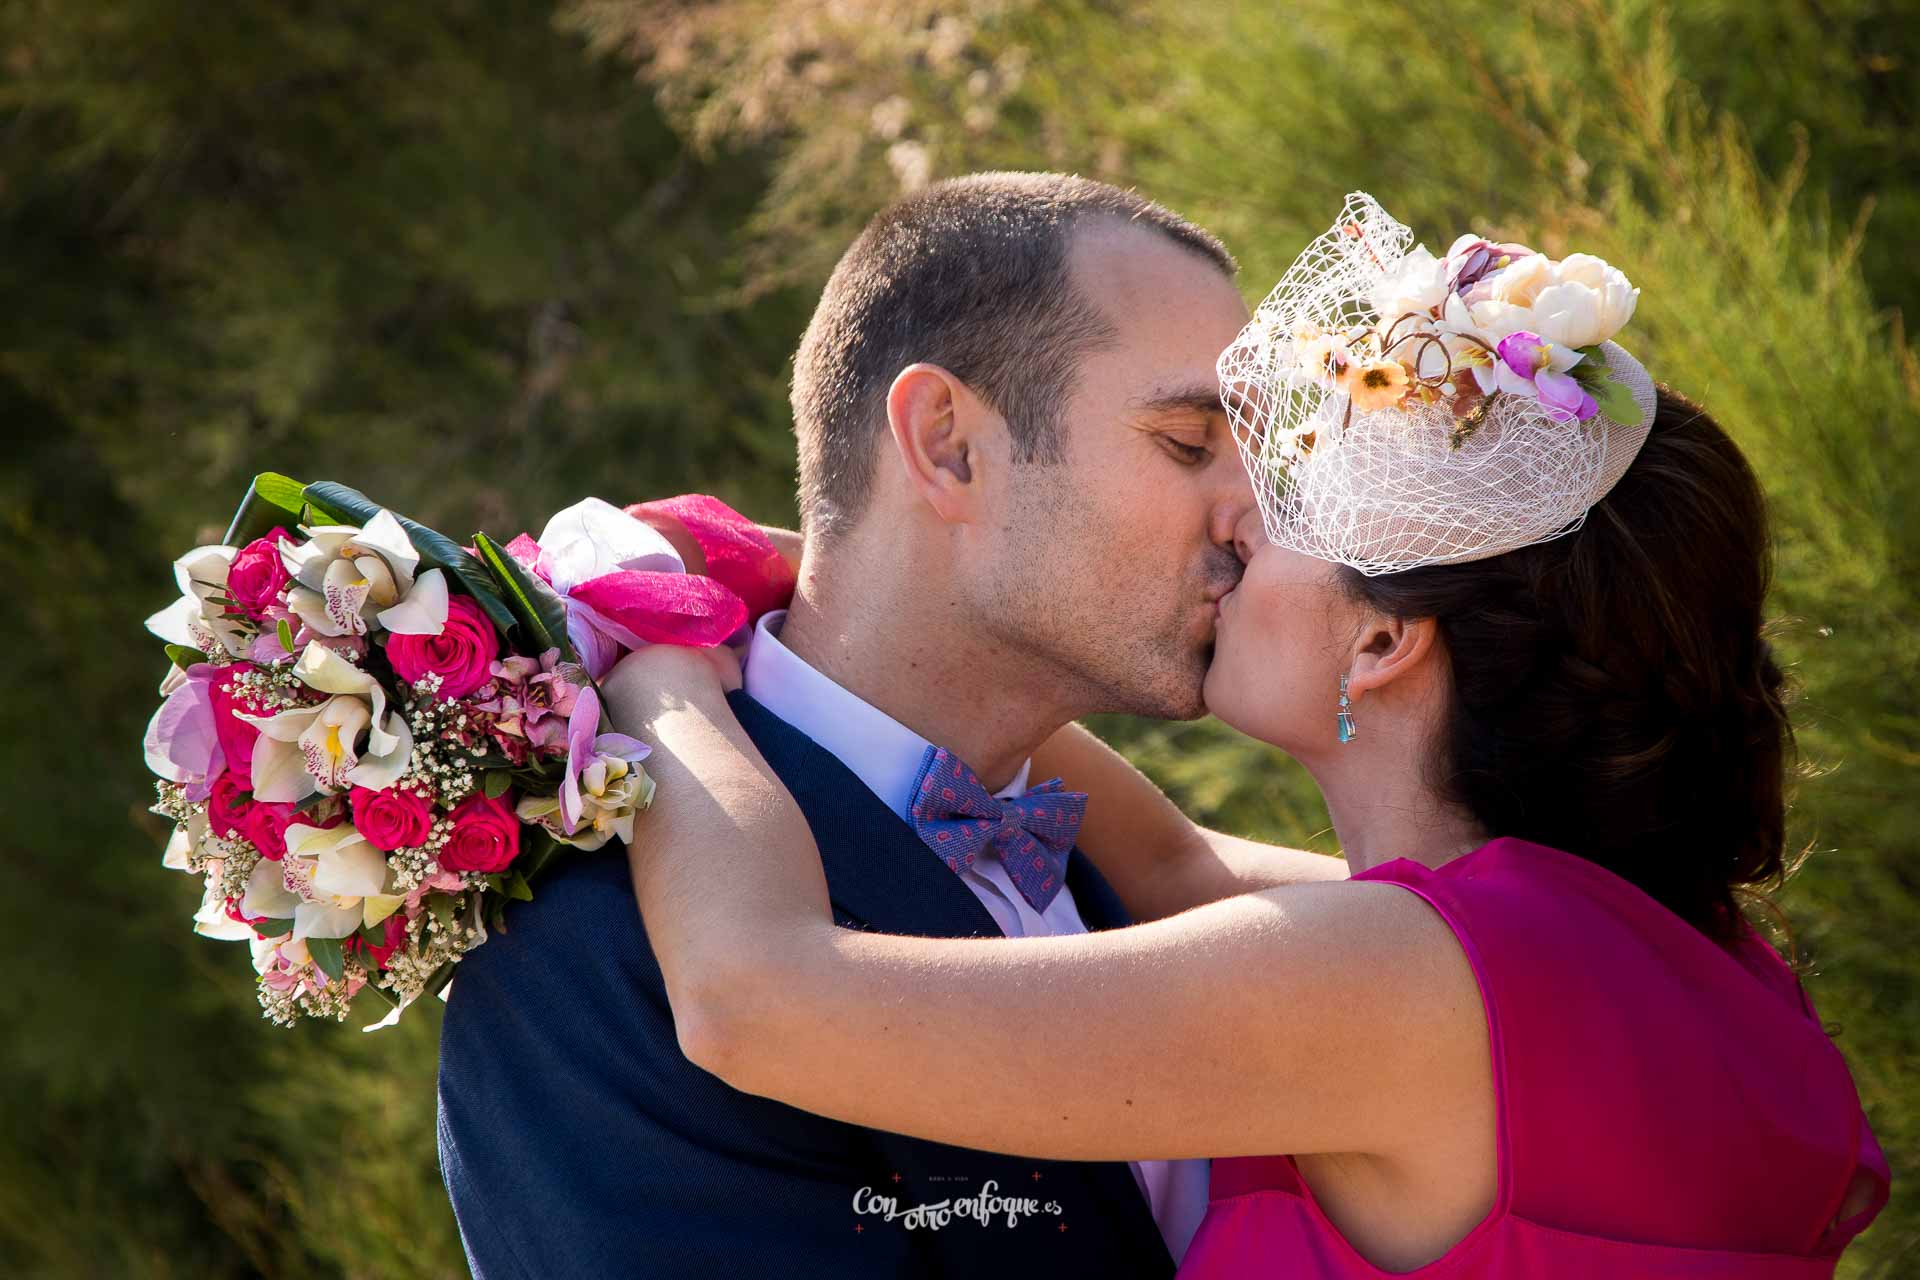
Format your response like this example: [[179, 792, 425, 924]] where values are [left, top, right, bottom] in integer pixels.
[[1337, 673, 1358, 744]]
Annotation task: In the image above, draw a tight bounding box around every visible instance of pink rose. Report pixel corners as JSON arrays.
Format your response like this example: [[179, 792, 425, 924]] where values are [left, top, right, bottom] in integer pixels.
[[244, 796, 337, 862], [227, 527, 293, 619], [242, 799, 299, 861], [206, 770, 254, 840], [207, 662, 262, 785], [387, 594, 500, 700], [440, 790, 521, 874], [350, 784, 436, 852]]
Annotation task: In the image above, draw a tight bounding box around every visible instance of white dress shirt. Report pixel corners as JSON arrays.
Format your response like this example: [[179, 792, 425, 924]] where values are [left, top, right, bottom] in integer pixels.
[[742, 610, 1211, 1263]]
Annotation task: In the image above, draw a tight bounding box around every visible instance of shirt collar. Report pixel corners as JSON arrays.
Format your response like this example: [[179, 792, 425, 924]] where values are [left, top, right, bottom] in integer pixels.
[[741, 610, 1031, 820]]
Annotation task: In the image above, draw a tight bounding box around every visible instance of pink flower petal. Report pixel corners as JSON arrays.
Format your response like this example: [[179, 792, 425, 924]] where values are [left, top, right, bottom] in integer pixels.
[[560, 687, 603, 834], [145, 667, 226, 799], [568, 570, 748, 649], [1533, 368, 1595, 422], [502, 532, 553, 585], [625, 495, 795, 621]]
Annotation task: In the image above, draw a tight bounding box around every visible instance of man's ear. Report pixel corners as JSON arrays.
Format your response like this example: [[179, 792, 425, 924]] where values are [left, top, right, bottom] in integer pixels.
[[1345, 613, 1440, 704], [885, 363, 990, 526]]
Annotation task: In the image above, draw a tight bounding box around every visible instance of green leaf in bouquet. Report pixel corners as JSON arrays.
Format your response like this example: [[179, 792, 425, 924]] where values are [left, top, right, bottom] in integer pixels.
[[163, 643, 209, 670], [513, 829, 566, 886], [422, 961, 457, 1001], [253, 918, 294, 938], [299, 481, 520, 639], [276, 618, 295, 654], [357, 920, 390, 947], [307, 935, 347, 982], [472, 530, 575, 660], [428, 893, 456, 937], [292, 790, 333, 815], [221, 472, 310, 547], [502, 869, 534, 901], [482, 770, 512, 800]]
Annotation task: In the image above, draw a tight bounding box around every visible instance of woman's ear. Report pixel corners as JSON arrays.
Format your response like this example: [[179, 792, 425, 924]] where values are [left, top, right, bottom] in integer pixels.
[[885, 363, 989, 526], [1345, 613, 1441, 704]]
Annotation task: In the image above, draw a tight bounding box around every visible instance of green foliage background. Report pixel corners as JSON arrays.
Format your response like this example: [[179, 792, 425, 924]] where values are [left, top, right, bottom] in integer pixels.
[[3, 1, 1913, 1274]]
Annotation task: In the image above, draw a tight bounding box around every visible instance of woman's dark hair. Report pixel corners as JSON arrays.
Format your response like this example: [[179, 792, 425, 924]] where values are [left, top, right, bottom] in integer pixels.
[[1344, 386, 1792, 944]]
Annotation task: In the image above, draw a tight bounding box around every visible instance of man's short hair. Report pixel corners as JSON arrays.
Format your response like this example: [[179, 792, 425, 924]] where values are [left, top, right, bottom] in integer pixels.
[[789, 171, 1236, 538]]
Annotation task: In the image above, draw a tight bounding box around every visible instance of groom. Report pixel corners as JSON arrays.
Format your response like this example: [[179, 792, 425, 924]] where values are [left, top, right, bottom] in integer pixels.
[[437, 171, 1255, 1277]]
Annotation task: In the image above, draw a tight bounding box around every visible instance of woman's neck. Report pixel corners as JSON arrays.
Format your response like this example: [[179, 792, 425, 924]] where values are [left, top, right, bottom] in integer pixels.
[[1314, 748, 1488, 878]]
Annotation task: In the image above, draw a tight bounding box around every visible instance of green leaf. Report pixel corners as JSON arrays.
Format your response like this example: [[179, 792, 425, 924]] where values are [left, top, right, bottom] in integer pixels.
[[357, 919, 390, 946], [1569, 360, 1609, 390], [253, 918, 294, 938], [482, 770, 512, 800], [422, 961, 457, 1000], [300, 481, 520, 638], [503, 870, 534, 901], [513, 830, 567, 885], [1591, 376, 1643, 426], [163, 643, 209, 669], [276, 618, 295, 654], [472, 530, 574, 659], [221, 473, 309, 547], [307, 935, 346, 982], [293, 790, 333, 815]]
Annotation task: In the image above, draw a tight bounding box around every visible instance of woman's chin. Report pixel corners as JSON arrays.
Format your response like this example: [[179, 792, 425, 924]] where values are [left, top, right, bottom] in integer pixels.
[[1202, 658, 1251, 734]]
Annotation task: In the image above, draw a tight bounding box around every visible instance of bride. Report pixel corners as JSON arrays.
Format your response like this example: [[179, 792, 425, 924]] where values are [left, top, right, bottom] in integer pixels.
[[604, 198, 1888, 1275]]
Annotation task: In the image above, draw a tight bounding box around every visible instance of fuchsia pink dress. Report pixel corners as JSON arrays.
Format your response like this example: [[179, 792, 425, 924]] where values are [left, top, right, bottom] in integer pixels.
[[1178, 837, 1889, 1278]]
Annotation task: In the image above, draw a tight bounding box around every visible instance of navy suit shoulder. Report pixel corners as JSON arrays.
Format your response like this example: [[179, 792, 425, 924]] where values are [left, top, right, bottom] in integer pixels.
[[438, 849, 912, 1278], [435, 690, 1175, 1279]]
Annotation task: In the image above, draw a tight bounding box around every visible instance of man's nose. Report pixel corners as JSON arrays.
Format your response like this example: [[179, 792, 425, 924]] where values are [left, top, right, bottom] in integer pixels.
[[1228, 504, 1266, 567], [1208, 461, 1257, 557]]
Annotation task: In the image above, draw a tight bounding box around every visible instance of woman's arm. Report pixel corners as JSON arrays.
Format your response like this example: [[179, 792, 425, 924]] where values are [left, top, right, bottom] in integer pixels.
[[1031, 724, 1348, 922], [603, 647, 1486, 1166]]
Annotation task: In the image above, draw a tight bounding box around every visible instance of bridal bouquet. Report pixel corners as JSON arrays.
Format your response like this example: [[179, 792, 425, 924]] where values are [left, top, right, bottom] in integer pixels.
[[143, 475, 790, 1028]]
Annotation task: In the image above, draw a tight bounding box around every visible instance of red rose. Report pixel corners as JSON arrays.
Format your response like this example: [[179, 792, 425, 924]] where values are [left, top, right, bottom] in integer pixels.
[[242, 798, 299, 861], [205, 770, 254, 840], [439, 790, 521, 875], [345, 913, 409, 971], [386, 595, 500, 700], [350, 784, 436, 852], [208, 662, 262, 785], [227, 527, 293, 618]]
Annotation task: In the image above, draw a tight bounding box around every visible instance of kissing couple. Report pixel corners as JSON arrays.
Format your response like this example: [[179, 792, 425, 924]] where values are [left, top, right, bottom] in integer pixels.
[[438, 173, 1887, 1278]]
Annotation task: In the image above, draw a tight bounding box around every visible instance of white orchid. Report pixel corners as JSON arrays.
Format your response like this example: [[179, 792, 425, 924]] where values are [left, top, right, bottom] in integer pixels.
[[192, 873, 257, 942], [240, 857, 301, 923], [146, 543, 251, 658], [238, 643, 413, 801], [279, 821, 405, 941], [251, 931, 309, 976], [281, 508, 449, 639]]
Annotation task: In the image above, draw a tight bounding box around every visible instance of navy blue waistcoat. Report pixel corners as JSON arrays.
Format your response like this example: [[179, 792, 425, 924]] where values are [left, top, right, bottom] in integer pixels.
[[437, 690, 1174, 1278]]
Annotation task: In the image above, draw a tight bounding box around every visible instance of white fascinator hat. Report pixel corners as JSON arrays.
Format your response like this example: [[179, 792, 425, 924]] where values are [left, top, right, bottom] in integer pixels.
[[1217, 192, 1658, 576]]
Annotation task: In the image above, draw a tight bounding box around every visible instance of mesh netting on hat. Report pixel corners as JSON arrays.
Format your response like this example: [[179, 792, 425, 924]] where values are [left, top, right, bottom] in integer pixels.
[[1218, 193, 1658, 576]]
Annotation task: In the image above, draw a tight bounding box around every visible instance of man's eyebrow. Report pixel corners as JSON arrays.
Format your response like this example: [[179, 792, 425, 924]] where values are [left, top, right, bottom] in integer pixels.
[[1132, 387, 1227, 418]]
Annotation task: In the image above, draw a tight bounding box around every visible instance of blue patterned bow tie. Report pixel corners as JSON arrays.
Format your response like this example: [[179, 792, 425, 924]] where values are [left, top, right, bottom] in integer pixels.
[[907, 745, 1088, 914]]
